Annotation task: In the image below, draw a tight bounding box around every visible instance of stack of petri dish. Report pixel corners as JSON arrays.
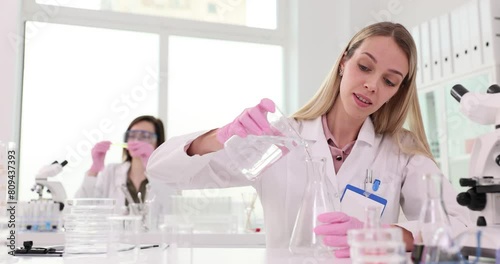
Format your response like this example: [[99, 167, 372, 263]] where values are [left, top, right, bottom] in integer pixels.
[[63, 198, 116, 255], [348, 227, 406, 264]]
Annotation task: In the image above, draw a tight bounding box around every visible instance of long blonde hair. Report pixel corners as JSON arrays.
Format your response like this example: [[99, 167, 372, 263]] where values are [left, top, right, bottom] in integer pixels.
[[292, 22, 433, 160]]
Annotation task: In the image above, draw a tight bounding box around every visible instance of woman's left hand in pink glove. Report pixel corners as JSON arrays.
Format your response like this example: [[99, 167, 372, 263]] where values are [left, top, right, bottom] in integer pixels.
[[314, 212, 364, 258], [127, 141, 155, 167]]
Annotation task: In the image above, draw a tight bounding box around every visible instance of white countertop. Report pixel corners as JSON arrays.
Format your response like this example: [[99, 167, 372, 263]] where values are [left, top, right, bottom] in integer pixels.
[[16, 231, 266, 248], [1, 247, 352, 264]]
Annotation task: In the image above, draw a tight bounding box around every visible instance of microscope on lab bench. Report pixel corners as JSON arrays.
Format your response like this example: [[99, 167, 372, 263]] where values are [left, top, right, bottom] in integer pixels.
[[451, 84, 500, 259], [31, 160, 68, 211], [19, 160, 69, 232]]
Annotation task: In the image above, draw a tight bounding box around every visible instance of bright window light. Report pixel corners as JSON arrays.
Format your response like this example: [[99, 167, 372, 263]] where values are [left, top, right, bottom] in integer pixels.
[[20, 22, 159, 200]]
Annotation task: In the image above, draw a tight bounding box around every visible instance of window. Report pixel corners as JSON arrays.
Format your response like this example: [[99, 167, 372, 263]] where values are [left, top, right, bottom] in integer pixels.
[[166, 36, 282, 222], [35, 0, 277, 29], [20, 1, 285, 231], [167, 36, 283, 137], [19, 22, 160, 200]]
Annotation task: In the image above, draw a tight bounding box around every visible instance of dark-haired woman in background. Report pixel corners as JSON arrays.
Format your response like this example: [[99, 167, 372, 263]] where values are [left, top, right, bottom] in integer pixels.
[[75, 115, 165, 207]]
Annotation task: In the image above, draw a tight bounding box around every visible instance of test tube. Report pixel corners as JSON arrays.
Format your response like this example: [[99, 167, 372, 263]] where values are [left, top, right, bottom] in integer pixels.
[[18, 202, 27, 231], [32, 201, 40, 231], [43, 200, 51, 231], [51, 202, 60, 231], [112, 142, 128, 148]]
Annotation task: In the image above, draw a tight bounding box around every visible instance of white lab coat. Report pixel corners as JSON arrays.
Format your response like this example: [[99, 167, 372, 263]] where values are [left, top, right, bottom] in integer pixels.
[[147, 116, 470, 248], [75, 162, 131, 208]]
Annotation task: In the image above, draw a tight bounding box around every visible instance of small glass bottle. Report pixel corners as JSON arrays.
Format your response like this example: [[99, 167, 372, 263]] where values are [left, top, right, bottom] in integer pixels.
[[412, 173, 461, 263], [289, 157, 336, 255]]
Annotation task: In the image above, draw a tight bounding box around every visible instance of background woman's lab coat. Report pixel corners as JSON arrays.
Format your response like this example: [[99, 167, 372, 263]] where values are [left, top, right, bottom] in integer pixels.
[[147, 116, 470, 248], [75, 162, 131, 207]]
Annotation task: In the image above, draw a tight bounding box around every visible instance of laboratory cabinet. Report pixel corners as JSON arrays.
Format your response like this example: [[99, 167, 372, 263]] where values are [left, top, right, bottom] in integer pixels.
[[413, 0, 500, 192], [418, 69, 497, 192]]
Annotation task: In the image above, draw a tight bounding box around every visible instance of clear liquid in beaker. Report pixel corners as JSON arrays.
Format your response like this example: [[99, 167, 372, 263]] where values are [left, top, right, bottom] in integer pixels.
[[227, 135, 304, 180]]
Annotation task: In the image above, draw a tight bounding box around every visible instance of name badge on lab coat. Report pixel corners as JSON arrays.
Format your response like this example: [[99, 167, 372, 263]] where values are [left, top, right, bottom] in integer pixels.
[[340, 184, 387, 220]]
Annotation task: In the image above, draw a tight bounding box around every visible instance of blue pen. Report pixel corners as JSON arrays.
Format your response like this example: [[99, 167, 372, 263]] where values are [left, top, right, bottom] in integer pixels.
[[372, 179, 381, 192]]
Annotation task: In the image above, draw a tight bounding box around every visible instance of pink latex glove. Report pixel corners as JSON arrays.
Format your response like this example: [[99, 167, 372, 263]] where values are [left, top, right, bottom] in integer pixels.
[[89, 141, 111, 174], [314, 212, 364, 258], [127, 141, 155, 167], [216, 98, 276, 144]]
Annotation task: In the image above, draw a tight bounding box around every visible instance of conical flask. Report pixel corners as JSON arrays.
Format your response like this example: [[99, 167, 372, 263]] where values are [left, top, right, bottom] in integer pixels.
[[412, 173, 461, 263], [289, 157, 336, 255]]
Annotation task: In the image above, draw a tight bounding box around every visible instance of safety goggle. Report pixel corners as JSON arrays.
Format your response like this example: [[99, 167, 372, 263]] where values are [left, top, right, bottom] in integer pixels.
[[124, 130, 157, 143]]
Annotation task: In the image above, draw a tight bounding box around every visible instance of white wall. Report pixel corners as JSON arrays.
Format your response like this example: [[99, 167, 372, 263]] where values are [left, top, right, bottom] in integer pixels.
[[287, 0, 403, 112], [350, 0, 387, 36], [0, 1, 22, 143], [286, 1, 351, 112], [377, 0, 471, 29]]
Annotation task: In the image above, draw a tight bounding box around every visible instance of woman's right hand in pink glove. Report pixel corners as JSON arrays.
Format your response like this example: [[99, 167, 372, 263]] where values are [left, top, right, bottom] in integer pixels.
[[88, 141, 111, 175], [314, 212, 365, 258], [216, 98, 276, 144]]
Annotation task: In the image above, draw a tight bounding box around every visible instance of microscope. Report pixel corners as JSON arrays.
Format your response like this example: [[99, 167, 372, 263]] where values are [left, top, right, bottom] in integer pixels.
[[451, 84, 500, 258], [31, 160, 68, 211]]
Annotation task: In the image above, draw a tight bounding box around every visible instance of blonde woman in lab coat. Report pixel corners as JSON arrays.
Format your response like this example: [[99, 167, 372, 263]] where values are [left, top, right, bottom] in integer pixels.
[[146, 22, 470, 257], [76, 115, 165, 207]]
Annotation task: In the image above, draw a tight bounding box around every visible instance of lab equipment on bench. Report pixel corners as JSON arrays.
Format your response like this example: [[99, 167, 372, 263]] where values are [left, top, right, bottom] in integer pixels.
[[17, 200, 61, 232], [224, 105, 307, 181], [348, 207, 406, 264], [107, 215, 142, 262], [412, 173, 462, 263], [17, 160, 69, 232], [451, 83, 500, 260], [14, 240, 63, 257], [289, 157, 336, 256], [31, 160, 68, 210], [241, 192, 260, 233], [63, 198, 116, 255]]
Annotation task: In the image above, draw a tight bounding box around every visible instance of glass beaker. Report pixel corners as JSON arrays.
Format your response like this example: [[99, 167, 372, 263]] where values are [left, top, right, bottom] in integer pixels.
[[160, 215, 194, 264], [289, 157, 336, 256], [412, 173, 460, 263], [107, 215, 141, 263], [224, 106, 307, 181], [129, 202, 151, 232]]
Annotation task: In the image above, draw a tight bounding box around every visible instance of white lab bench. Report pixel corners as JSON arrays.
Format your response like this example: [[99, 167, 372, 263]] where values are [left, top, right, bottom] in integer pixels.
[[16, 231, 266, 248], [6, 232, 497, 263], [2, 247, 352, 264], [4, 248, 498, 264]]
